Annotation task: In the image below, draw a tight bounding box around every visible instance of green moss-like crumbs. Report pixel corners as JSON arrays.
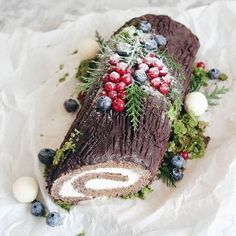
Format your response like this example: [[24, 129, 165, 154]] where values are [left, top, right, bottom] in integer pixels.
[[121, 186, 153, 200], [59, 73, 69, 83], [59, 64, 64, 70], [54, 199, 73, 211]]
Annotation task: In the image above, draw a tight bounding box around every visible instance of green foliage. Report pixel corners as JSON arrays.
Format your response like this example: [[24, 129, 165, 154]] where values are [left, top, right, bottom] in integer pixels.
[[219, 73, 228, 81], [189, 67, 208, 92], [167, 98, 182, 122], [125, 83, 146, 130], [122, 186, 153, 200], [54, 199, 73, 211], [95, 31, 106, 47], [205, 85, 229, 106], [43, 166, 50, 178], [77, 231, 86, 236]]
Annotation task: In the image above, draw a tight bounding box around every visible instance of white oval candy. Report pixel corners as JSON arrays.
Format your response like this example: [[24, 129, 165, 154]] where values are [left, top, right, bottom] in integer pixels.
[[78, 39, 100, 61], [184, 92, 208, 116], [12, 176, 38, 203]]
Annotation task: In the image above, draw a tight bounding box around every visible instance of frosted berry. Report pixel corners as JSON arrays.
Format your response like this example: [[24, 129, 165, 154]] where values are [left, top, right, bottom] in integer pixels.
[[99, 90, 107, 96], [208, 68, 220, 80], [118, 92, 126, 100], [109, 71, 120, 83], [159, 84, 169, 95], [104, 82, 115, 92], [159, 68, 168, 76], [161, 76, 172, 86], [115, 62, 128, 76], [154, 34, 167, 47], [171, 155, 185, 168], [102, 73, 110, 84], [38, 148, 55, 166], [151, 59, 164, 69], [151, 78, 161, 89], [96, 96, 112, 112], [46, 212, 62, 227], [134, 69, 147, 84], [145, 39, 157, 51], [116, 42, 132, 56], [172, 168, 183, 181], [196, 61, 205, 69], [138, 63, 149, 72], [180, 151, 189, 160], [109, 53, 120, 65], [107, 66, 116, 73], [112, 98, 125, 112], [108, 91, 117, 100], [115, 82, 126, 93], [139, 21, 152, 33], [64, 99, 79, 113], [31, 201, 45, 217], [121, 74, 133, 86], [147, 67, 159, 79]]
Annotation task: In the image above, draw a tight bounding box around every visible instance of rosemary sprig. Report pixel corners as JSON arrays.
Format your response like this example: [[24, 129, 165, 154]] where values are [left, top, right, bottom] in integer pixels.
[[205, 85, 229, 106], [125, 83, 146, 130]]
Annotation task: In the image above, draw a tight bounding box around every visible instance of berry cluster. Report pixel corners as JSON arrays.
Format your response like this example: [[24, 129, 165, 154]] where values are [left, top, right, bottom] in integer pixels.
[[136, 52, 172, 95], [97, 54, 133, 112]]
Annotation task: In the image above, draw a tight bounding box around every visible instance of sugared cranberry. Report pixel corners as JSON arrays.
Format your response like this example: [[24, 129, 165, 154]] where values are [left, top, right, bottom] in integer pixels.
[[138, 63, 149, 72], [144, 57, 153, 67], [115, 82, 126, 93], [102, 73, 110, 84], [112, 98, 125, 112], [104, 82, 115, 92], [152, 59, 164, 69], [196, 61, 205, 69], [107, 66, 116, 73], [109, 71, 120, 83], [147, 67, 159, 79], [121, 74, 133, 86], [159, 84, 169, 95], [109, 53, 120, 65], [161, 76, 172, 86], [118, 92, 126, 100], [108, 91, 118, 100], [115, 62, 128, 76], [99, 90, 107, 96], [147, 52, 155, 58], [151, 78, 161, 89], [159, 68, 168, 76], [180, 151, 189, 160]]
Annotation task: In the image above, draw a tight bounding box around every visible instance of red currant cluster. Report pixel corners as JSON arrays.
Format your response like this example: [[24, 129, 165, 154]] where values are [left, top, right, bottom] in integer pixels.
[[138, 52, 172, 95], [99, 54, 133, 112]]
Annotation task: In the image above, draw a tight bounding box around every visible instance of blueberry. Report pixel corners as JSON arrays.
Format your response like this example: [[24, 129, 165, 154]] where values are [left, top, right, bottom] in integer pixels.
[[96, 96, 112, 112], [31, 201, 45, 217], [134, 70, 147, 84], [144, 39, 157, 51], [46, 212, 62, 227], [139, 21, 152, 33], [64, 99, 79, 112], [208, 68, 221, 80], [171, 155, 185, 168], [154, 34, 167, 47], [38, 148, 55, 166], [116, 42, 131, 56], [172, 168, 184, 181]]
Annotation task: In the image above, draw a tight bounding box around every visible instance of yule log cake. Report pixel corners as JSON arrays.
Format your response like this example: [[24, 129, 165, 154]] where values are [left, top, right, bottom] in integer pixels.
[[46, 14, 199, 203]]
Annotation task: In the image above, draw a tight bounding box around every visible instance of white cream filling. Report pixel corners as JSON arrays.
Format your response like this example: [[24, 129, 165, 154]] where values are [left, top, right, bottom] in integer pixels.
[[59, 167, 145, 198]]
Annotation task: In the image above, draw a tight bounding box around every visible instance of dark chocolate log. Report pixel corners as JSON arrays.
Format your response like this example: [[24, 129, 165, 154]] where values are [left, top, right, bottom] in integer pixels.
[[47, 14, 199, 203]]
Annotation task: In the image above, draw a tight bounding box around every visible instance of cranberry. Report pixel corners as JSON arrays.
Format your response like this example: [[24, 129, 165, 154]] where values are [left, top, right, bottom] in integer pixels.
[[147, 67, 159, 79], [152, 59, 164, 69], [115, 62, 128, 76], [107, 66, 116, 73], [121, 74, 133, 86], [144, 57, 153, 67], [159, 84, 169, 95], [161, 76, 172, 86], [151, 78, 161, 89], [115, 82, 126, 93], [138, 63, 149, 72], [196, 61, 205, 69], [102, 73, 110, 84], [109, 71, 120, 83], [108, 91, 118, 100], [159, 68, 168, 76], [118, 92, 126, 100], [112, 98, 125, 112], [147, 52, 156, 58], [99, 90, 107, 96], [109, 53, 120, 65], [104, 82, 115, 92], [180, 151, 189, 160]]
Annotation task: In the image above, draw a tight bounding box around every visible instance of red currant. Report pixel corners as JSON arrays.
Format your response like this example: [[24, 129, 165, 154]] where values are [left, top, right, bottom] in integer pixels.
[[147, 67, 159, 79], [196, 61, 205, 69], [109, 71, 120, 83], [115, 62, 128, 76], [121, 74, 133, 86], [104, 82, 115, 92], [108, 91, 118, 100], [159, 84, 169, 95], [180, 151, 189, 160], [115, 82, 126, 93], [117, 92, 126, 100], [138, 63, 149, 72], [99, 90, 107, 96], [109, 53, 120, 65], [112, 98, 125, 112], [151, 78, 161, 89]]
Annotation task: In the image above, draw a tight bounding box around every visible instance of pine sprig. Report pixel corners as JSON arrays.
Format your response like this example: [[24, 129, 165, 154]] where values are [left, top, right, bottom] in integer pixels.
[[95, 31, 105, 47], [157, 161, 176, 187], [125, 83, 146, 130], [205, 85, 229, 106]]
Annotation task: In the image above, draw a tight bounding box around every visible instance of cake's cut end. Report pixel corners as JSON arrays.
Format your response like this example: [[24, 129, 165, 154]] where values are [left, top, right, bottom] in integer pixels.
[[50, 161, 151, 203]]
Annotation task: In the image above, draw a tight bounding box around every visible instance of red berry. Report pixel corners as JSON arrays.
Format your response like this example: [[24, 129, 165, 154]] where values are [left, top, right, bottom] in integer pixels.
[[147, 67, 159, 79], [151, 78, 161, 89], [144, 57, 153, 67], [107, 66, 115, 73], [196, 61, 205, 69], [112, 98, 125, 112], [138, 63, 149, 72], [121, 74, 133, 86], [152, 59, 164, 69], [99, 90, 107, 96], [147, 52, 156, 58], [118, 91, 126, 100], [108, 91, 118, 100], [115, 62, 128, 76], [180, 151, 189, 160], [159, 84, 169, 95], [161, 76, 172, 86], [115, 82, 126, 93], [109, 53, 120, 65], [159, 68, 168, 76], [104, 82, 115, 92], [102, 73, 110, 84], [109, 71, 120, 83]]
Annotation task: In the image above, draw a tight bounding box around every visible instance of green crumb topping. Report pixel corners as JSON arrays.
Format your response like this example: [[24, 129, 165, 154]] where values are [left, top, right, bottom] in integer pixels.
[[77, 231, 86, 236], [54, 199, 73, 211], [189, 67, 208, 92], [72, 49, 78, 55], [43, 165, 50, 178], [59, 64, 64, 70], [59, 73, 69, 83], [53, 129, 81, 165], [121, 186, 153, 200], [219, 73, 228, 81]]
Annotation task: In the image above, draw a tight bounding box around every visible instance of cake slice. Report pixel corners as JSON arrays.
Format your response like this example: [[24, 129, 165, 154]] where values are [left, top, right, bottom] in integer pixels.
[[46, 14, 199, 203]]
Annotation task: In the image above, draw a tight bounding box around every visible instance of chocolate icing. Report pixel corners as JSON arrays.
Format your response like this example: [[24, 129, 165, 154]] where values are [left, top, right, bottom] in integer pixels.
[[46, 14, 199, 194]]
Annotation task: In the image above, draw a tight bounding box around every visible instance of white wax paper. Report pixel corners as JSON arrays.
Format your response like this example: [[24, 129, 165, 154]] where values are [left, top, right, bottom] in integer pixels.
[[0, 2, 236, 236]]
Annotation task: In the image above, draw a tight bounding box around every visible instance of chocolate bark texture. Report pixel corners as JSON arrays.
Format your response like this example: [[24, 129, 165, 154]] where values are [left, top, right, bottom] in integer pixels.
[[46, 14, 199, 202]]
